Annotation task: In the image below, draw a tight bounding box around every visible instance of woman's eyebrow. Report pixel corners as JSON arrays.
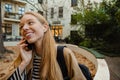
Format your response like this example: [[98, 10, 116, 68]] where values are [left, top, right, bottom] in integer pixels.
[[19, 19, 34, 25], [27, 19, 34, 21]]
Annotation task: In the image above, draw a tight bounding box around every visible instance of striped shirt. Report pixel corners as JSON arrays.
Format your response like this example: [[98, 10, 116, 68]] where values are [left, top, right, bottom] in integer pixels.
[[8, 54, 42, 80], [32, 54, 42, 80]]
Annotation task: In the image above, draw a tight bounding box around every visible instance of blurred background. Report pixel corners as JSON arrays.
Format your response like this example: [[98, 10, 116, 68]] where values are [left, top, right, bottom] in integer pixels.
[[0, 0, 120, 80]]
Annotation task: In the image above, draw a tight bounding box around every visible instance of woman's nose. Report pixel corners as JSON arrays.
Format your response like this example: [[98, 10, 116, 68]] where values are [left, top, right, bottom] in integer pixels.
[[23, 24, 29, 30]]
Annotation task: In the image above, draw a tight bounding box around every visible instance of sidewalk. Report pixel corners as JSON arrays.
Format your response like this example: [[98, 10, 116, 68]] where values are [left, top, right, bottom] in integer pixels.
[[105, 56, 120, 80], [4, 41, 18, 46]]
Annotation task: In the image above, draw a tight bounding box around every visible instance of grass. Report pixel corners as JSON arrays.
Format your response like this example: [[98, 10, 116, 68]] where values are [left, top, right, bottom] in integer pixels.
[[80, 46, 120, 57], [79, 46, 105, 59], [97, 50, 120, 57]]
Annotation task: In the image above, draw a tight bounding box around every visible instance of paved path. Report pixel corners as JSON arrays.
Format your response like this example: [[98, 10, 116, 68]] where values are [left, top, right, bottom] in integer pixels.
[[4, 41, 18, 46], [105, 56, 120, 80], [105, 57, 120, 80]]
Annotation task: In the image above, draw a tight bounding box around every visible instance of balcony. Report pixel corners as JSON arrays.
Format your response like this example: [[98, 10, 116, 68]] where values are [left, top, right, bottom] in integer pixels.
[[52, 21, 61, 24], [13, 0, 27, 4], [4, 12, 21, 22], [2, 0, 27, 5]]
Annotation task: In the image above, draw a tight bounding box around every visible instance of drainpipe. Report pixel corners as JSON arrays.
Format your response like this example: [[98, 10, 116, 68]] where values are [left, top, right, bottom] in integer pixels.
[[45, 0, 48, 20]]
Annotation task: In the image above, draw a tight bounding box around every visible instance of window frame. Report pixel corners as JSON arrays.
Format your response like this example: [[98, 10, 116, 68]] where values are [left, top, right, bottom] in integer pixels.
[[18, 7, 25, 15], [58, 7, 63, 18], [51, 8, 54, 18], [5, 4, 12, 12], [71, 0, 77, 7]]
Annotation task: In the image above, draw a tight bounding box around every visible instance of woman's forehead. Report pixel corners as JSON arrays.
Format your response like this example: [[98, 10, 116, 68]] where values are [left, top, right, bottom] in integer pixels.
[[20, 14, 37, 23], [21, 14, 36, 20]]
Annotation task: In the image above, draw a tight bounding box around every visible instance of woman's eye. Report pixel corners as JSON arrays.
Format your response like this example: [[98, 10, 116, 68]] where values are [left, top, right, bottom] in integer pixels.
[[28, 21, 34, 25], [20, 25, 23, 30]]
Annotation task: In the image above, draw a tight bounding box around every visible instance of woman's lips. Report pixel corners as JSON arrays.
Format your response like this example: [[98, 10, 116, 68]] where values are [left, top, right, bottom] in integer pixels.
[[25, 32, 33, 39]]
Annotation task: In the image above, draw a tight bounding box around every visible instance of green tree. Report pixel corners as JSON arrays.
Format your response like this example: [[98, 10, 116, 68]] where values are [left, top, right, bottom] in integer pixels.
[[78, 0, 120, 52]]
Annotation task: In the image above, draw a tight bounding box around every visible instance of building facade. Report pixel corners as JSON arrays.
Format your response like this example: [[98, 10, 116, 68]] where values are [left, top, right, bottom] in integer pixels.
[[1, 0, 101, 41], [46, 0, 72, 40], [1, 0, 74, 41], [1, 0, 39, 41]]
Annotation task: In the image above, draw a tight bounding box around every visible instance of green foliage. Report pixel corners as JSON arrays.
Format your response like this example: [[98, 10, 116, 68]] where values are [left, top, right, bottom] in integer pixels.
[[64, 35, 71, 43], [77, 9, 110, 25], [71, 14, 78, 25], [64, 31, 83, 45], [79, 39, 92, 48], [76, 0, 120, 54], [70, 31, 83, 45], [115, 9, 120, 25]]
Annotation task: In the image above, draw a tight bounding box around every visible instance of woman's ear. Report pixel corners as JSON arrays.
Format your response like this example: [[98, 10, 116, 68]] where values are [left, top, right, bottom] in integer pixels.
[[43, 24, 49, 32]]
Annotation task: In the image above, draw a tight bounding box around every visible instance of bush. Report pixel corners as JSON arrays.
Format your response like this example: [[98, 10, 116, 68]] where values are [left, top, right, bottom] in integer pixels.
[[64, 31, 83, 45], [79, 39, 92, 48], [64, 36, 71, 43]]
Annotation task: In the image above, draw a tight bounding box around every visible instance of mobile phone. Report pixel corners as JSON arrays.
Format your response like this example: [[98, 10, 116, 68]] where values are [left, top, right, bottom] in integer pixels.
[[25, 40, 33, 50]]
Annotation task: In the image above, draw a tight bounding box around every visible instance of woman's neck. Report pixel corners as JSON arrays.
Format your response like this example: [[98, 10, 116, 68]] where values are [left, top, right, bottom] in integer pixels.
[[34, 39, 43, 56]]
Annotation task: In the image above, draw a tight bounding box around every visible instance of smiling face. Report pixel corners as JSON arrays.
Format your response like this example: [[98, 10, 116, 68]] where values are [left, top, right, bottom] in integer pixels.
[[19, 14, 47, 43]]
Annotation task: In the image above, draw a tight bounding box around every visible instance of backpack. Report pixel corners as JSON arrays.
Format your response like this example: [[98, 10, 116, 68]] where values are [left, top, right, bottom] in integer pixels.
[[57, 46, 93, 80]]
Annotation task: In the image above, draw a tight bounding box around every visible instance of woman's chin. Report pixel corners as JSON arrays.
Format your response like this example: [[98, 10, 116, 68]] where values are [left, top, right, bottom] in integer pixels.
[[27, 39, 35, 44]]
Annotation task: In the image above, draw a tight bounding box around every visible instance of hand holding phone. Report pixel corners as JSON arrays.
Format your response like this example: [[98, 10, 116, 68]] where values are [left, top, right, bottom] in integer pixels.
[[18, 40, 33, 74], [25, 40, 33, 50]]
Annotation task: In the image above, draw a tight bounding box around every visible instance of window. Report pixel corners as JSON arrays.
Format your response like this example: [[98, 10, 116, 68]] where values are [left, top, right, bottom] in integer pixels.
[[38, 11, 43, 15], [51, 25, 63, 38], [3, 24, 12, 35], [6, 26, 12, 35], [59, 7, 63, 18], [51, 8, 54, 18], [38, 0, 43, 4], [71, 0, 77, 7], [18, 7, 25, 14], [5, 4, 12, 12]]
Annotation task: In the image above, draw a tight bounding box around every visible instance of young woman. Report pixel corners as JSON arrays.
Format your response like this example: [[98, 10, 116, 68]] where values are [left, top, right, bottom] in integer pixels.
[[7, 12, 86, 80]]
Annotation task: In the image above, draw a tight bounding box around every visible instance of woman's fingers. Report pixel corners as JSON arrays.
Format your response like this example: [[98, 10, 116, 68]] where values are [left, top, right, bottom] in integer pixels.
[[18, 38, 32, 52], [18, 38, 26, 45]]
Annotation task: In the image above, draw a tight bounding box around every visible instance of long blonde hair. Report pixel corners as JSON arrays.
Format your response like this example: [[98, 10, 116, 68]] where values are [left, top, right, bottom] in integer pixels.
[[23, 12, 63, 80]]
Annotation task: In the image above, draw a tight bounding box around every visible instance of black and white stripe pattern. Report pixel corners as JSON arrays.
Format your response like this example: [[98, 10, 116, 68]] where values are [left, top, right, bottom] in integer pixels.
[[8, 68, 26, 80], [32, 54, 42, 80], [8, 54, 42, 80]]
